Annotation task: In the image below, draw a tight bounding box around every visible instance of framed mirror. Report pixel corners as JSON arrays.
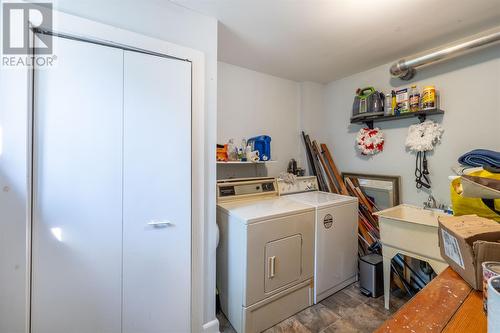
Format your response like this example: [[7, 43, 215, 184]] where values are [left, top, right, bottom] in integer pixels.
[[342, 172, 401, 210]]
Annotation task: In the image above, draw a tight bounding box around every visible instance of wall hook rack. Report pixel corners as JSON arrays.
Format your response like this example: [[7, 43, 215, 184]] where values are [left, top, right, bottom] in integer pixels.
[[417, 114, 428, 123], [351, 109, 444, 129], [365, 120, 374, 129]]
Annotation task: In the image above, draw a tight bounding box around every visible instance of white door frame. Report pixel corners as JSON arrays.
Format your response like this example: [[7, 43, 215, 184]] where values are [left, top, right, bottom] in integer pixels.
[[27, 8, 206, 332]]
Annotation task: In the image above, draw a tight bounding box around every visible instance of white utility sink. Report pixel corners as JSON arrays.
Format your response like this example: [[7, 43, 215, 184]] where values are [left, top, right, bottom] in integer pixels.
[[374, 204, 449, 309]]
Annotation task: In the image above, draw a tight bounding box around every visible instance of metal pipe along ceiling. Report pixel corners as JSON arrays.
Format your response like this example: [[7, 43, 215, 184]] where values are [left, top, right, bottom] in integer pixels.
[[390, 29, 500, 80]]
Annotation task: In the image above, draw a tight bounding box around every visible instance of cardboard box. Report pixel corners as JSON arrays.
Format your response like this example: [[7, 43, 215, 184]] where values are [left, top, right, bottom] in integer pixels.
[[438, 215, 500, 290]]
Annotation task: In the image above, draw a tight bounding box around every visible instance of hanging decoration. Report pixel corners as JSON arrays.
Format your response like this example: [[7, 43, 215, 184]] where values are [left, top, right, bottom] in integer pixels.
[[356, 127, 385, 155], [405, 120, 444, 152], [405, 120, 444, 189]]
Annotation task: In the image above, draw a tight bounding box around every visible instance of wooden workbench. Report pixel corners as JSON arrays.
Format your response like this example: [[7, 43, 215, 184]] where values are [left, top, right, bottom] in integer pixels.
[[375, 267, 487, 333]]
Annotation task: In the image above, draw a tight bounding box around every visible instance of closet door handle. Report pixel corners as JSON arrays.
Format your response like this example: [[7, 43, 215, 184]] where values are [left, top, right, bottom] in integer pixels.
[[147, 220, 173, 228], [268, 256, 276, 279]]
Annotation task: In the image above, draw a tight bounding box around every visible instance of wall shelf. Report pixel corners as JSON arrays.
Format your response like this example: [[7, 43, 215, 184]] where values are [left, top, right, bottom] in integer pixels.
[[216, 160, 276, 165], [351, 108, 444, 129]]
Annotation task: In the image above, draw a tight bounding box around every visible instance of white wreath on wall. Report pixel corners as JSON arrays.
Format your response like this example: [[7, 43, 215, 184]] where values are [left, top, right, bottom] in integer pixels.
[[405, 120, 444, 152]]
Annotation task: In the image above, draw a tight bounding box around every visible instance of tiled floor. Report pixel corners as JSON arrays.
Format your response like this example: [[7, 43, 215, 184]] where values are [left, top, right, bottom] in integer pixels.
[[217, 283, 410, 333]]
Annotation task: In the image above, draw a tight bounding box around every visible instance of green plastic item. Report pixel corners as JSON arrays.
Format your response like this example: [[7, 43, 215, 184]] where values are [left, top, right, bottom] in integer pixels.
[[356, 87, 376, 100]]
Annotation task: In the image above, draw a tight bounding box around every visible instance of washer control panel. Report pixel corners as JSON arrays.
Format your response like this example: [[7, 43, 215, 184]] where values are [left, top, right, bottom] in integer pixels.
[[278, 176, 319, 195], [217, 177, 278, 202]]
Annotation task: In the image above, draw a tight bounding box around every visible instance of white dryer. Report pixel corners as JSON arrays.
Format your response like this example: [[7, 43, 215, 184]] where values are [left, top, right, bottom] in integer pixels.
[[216, 177, 315, 333], [278, 176, 358, 303]]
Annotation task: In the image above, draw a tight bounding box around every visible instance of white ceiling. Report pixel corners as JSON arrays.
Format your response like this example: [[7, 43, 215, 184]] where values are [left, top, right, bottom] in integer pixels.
[[171, 0, 500, 83]]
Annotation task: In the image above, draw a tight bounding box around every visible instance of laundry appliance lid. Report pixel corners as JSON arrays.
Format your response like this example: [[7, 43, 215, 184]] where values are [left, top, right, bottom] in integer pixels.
[[285, 191, 357, 208], [217, 197, 314, 224]]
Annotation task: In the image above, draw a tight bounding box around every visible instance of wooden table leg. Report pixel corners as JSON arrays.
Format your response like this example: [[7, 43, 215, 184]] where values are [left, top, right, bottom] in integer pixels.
[[383, 255, 392, 309]]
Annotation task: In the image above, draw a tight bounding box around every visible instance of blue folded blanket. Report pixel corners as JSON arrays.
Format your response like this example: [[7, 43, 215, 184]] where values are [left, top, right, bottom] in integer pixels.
[[458, 149, 500, 168]]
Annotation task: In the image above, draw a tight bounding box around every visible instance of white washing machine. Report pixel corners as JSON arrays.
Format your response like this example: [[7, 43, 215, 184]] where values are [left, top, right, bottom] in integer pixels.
[[278, 176, 359, 303], [216, 177, 315, 333]]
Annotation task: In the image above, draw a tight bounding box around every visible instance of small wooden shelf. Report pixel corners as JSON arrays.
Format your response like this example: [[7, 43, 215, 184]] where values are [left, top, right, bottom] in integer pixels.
[[216, 160, 276, 165], [351, 108, 444, 129]]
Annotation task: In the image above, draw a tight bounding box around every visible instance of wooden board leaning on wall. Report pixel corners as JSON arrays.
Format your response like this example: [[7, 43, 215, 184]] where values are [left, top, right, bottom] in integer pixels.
[[301, 132, 419, 295]]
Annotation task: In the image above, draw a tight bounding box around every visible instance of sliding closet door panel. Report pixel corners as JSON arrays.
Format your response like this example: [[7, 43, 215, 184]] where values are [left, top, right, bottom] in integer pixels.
[[32, 37, 123, 333], [123, 51, 191, 332]]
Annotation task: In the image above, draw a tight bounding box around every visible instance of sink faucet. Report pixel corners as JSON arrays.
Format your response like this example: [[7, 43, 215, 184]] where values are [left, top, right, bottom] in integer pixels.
[[423, 194, 437, 209]]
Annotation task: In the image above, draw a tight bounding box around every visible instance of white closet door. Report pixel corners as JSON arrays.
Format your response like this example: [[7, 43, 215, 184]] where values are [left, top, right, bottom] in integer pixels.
[[31, 37, 123, 333], [122, 51, 192, 332]]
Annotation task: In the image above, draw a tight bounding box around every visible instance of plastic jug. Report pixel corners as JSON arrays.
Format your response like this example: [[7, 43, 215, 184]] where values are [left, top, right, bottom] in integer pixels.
[[247, 136, 271, 161]]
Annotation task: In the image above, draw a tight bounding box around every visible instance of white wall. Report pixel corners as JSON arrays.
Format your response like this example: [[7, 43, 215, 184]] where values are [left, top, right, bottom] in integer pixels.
[[299, 81, 327, 142], [0, 2, 219, 332], [298, 81, 328, 174], [217, 62, 305, 179], [315, 45, 500, 206]]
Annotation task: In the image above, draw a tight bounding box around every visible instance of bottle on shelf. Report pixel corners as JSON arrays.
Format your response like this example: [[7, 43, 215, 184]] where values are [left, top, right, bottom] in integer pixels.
[[227, 138, 237, 161], [421, 85, 436, 109], [245, 145, 253, 161], [391, 90, 397, 115], [239, 138, 247, 161], [384, 93, 393, 115]]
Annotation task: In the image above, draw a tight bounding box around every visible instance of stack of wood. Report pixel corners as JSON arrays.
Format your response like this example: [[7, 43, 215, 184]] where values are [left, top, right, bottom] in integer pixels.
[[344, 177, 381, 256], [301, 131, 381, 257], [302, 132, 425, 295]]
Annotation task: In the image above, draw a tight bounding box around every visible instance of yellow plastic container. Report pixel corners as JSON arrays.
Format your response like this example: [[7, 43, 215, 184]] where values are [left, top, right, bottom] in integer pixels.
[[422, 85, 436, 109], [451, 170, 500, 222]]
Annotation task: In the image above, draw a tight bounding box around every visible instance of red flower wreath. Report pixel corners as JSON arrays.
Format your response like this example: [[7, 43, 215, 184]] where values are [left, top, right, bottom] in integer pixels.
[[356, 128, 385, 155]]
